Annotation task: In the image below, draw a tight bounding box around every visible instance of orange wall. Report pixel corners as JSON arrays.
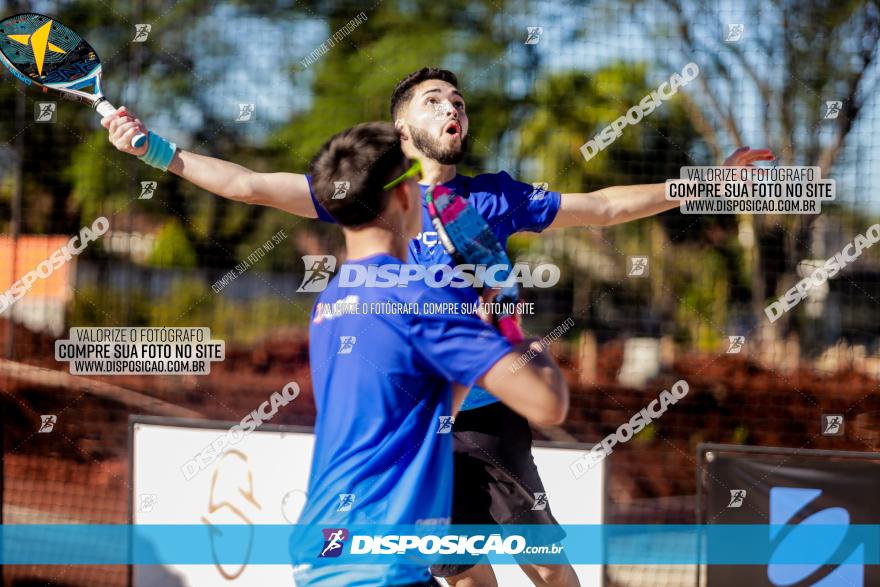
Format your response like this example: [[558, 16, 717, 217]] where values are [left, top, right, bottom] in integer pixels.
[[0, 235, 73, 300]]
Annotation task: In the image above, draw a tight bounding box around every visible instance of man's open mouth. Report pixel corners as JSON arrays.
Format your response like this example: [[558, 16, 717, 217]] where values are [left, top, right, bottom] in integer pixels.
[[444, 121, 461, 137]]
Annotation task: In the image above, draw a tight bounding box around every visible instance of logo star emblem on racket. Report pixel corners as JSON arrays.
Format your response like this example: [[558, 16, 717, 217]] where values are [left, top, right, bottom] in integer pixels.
[[7, 19, 67, 76]]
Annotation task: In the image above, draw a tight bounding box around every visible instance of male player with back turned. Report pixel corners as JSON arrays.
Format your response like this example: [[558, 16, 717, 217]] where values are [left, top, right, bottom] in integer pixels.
[[290, 121, 568, 586], [104, 66, 772, 587]]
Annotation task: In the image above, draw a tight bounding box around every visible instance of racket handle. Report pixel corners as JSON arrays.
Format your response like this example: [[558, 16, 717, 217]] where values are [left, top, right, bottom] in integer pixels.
[[498, 316, 525, 344], [95, 99, 117, 117], [95, 99, 146, 148]]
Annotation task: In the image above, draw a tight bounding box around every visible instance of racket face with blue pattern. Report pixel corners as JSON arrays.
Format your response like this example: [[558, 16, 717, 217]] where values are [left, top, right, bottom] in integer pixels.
[[428, 186, 508, 266], [0, 13, 145, 147], [0, 13, 101, 97], [425, 185, 524, 343]]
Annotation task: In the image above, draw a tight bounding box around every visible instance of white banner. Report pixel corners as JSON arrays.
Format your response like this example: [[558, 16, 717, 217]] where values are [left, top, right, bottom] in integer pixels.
[[131, 421, 603, 586]]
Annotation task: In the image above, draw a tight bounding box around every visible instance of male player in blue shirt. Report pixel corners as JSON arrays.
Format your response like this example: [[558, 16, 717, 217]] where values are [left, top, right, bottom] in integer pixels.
[[104, 67, 772, 587], [289, 121, 569, 586]]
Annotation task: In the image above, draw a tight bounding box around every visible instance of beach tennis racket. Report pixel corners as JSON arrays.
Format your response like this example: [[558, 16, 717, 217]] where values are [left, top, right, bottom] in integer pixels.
[[425, 185, 525, 344], [0, 12, 146, 148]]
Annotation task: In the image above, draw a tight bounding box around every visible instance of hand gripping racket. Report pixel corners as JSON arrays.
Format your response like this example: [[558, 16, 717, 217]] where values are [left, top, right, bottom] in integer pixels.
[[0, 13, 146, 148], [425, 184, 525, 344]]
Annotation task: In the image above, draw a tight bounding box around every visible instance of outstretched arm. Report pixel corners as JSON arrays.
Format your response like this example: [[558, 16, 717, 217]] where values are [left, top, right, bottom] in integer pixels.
[[548, 146, 774, 228], [101, 107, 318, 218]]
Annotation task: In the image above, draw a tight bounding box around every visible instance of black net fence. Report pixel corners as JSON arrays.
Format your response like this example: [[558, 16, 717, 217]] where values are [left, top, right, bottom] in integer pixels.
[[1, 0, 879, 585]]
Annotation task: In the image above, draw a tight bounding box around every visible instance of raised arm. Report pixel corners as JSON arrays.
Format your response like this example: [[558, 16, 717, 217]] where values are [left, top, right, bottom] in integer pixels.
[[549, 146, 774, 228], [101, 107, 318, 218]]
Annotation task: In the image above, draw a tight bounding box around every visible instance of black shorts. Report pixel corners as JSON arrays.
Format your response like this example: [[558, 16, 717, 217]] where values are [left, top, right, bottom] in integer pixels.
[[430, 402, 566, 578]]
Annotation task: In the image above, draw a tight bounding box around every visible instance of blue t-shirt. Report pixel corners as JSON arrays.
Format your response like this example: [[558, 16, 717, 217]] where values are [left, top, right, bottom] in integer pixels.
[[293, 253, 513, 586], [308, 171, 561, 411]]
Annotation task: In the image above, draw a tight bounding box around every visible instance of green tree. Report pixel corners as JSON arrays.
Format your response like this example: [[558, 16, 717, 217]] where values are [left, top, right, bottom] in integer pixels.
[[517, 62, 734, 345], [270, 0, 536, 182], [149, 218, 198, 268], [633, 0, 880, 339]]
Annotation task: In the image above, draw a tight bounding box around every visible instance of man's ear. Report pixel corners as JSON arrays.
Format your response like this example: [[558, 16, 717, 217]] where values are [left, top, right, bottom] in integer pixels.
[[393, 183, 413, 212], [394, 119, 409, 141]]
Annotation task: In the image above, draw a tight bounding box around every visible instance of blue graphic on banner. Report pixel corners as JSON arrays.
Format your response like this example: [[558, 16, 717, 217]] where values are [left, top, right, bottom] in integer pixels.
[[0, 524, 879, 565], [768, 487, 864, 586]]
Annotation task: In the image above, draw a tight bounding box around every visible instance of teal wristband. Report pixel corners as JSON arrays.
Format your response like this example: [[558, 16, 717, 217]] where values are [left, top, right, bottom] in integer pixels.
[[138, 131, 177, 172]]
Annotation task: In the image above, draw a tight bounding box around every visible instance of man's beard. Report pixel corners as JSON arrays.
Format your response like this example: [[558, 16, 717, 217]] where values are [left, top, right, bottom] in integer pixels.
[[408, 124, 467, 165]]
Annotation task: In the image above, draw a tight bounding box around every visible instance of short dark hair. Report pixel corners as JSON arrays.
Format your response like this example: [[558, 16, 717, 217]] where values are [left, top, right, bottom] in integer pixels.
[[309, 122, 409, 227], [390, 67, 459, 121]]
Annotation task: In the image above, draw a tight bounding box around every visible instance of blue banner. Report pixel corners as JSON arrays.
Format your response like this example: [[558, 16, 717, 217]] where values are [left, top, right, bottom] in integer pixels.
[[1, 524, 879, 565]]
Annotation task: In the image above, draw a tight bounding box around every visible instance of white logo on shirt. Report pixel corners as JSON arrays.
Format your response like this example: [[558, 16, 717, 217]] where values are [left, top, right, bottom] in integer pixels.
[[416, 230, 440, 247], [415, 231, 439, 249]]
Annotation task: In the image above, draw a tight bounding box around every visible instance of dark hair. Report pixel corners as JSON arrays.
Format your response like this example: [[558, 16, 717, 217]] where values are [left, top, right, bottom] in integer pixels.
[[390, 67, 459, 121], [309, 122, 409, 227]]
